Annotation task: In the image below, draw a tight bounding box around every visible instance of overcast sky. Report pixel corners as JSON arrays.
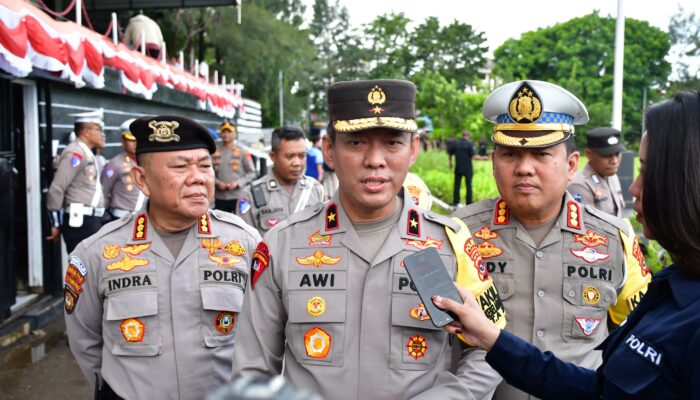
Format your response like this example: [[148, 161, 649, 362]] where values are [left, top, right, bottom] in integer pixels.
[[308, 0, 698, 56]]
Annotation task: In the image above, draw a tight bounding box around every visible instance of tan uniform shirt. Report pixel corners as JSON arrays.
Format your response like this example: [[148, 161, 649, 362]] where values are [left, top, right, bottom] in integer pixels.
[[64, 208, 261, 400], [452, 194, 651, 400], [232, 189, 502, 400], [102, 152, 144, 212], [47, 140, 105, 211], [568, 164, 625, 217], [213, 144, 256, 201], [236, 172, 324, 234]]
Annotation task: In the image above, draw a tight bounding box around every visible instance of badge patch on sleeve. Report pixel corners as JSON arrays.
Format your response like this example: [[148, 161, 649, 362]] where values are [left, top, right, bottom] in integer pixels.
[[238, 198, 251, 215], [251, 241, 270, 289], [214, 311, 236, 334], [70, 153, 82, 167], [304, 327, 331, 359], [64, 286, 78, 314]]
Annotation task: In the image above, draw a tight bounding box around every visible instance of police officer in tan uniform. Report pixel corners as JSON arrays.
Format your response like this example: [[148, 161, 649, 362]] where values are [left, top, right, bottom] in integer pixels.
[[47, 108, 106, 253], [64, 115, 261, 399], [452, 80, 651, 400], [236, 126, 324, 234], [102, 119, 146, 221], [568, 127, 626, 217], [232, 80, 507, 399], [214, 121, 256, 213]]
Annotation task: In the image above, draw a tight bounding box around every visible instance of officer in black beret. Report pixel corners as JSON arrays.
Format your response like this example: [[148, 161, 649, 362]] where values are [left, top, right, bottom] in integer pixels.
[[65, 115, 261, 399], [233, 80, 505, 399], [568, 127, 626, 217]]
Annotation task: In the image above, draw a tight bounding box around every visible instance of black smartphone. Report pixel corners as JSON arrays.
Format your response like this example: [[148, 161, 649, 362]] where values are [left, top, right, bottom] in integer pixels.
[[403, 247, 463, 328]]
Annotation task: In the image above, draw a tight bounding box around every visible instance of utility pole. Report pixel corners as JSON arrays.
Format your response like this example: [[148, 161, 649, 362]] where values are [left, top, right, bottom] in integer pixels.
[[279, 69, 284, 126]]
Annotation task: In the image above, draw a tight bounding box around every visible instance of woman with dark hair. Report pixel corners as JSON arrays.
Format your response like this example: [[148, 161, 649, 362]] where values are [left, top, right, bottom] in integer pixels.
[[433, 91, 700, 399]]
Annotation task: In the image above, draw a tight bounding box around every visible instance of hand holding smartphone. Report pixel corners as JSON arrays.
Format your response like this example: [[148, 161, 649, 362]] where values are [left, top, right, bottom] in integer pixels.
[[402, 247, 464, 327]]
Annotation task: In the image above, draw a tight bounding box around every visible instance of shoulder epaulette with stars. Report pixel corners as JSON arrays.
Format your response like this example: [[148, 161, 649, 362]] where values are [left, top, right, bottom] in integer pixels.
[[326, 203, 339, 230]]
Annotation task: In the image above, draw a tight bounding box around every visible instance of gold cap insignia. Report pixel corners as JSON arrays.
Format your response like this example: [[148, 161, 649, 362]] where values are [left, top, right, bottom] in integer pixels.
[[148, 120, 181, 143], [508, 82, 542, 123], [367, 85, 386, 114]]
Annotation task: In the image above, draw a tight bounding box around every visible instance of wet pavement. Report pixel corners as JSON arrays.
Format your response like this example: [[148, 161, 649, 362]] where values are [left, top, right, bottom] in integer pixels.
[[0, 316, 91, 399]]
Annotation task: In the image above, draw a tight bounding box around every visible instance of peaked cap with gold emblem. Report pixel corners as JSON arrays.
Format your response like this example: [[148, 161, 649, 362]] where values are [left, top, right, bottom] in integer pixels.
[[130, 115, 216, 155], [483, 80, 589, 148], [328, 79, 417, 134]]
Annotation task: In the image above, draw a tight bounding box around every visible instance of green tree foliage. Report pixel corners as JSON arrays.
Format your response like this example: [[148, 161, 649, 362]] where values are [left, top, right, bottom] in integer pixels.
[[668, 7, 700, 92], [413, 71, 488, 140], [363, 12, 413, 79], [410, 17, 488, 89], [160, 4, 316, 126], [308, 0, 369, 118], [493, 12, 671, 145]]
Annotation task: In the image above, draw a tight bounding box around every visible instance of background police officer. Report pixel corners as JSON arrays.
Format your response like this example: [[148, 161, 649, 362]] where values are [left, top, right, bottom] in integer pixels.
[[102, 119, 146, 221], [214, 121, 256, 213], [47, 108, 106, 253], [452, 80, 651, 400], [64, 115, 261, 399], [236, 126, 324, 234], [232, 79, 506, 399], [568, 127, 626, 217]]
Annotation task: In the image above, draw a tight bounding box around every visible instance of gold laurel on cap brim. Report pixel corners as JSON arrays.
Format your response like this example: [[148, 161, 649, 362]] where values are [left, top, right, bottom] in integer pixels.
[[122, 132, 136, 141], [493, 130, 570, 147], [333, 117, 417, 133]]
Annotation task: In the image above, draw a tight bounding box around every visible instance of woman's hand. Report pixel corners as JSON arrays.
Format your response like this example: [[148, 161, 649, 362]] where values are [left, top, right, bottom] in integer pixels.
[[432, 284, 501, 351]]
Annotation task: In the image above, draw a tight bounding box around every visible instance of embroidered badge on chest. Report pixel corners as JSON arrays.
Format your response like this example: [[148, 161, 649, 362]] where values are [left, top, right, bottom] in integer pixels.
[[405, 237, 443, 250], [201, 238, 223, 254], [208, 253, 242, 267], [306, 296, 326, 317], [121, 318, 145, 342], [106, 254, 149, 272], [409, 304, 431, 321], [214, 311, 236, 334], [573, 230, 608, 248], [121, 243, 151, 256], [570, 247, 610, 263], [224, 240, 247, 256], [296, 250, 341, 268], [304, 327, 331, 359], [582, 286, 600, 305], [308, 230, 332, 246], [406, 335, 428, 360], [575, 317, 602, 336]]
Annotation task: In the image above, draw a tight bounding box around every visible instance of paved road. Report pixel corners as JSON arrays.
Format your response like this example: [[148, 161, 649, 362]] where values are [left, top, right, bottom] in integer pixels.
[[0, 316, 91, 399]]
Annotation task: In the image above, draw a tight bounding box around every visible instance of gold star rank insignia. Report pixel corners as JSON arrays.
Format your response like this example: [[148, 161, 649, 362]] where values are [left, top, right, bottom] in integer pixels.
[[325, 203, 339, 230], [407, 209, 421, 236]]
